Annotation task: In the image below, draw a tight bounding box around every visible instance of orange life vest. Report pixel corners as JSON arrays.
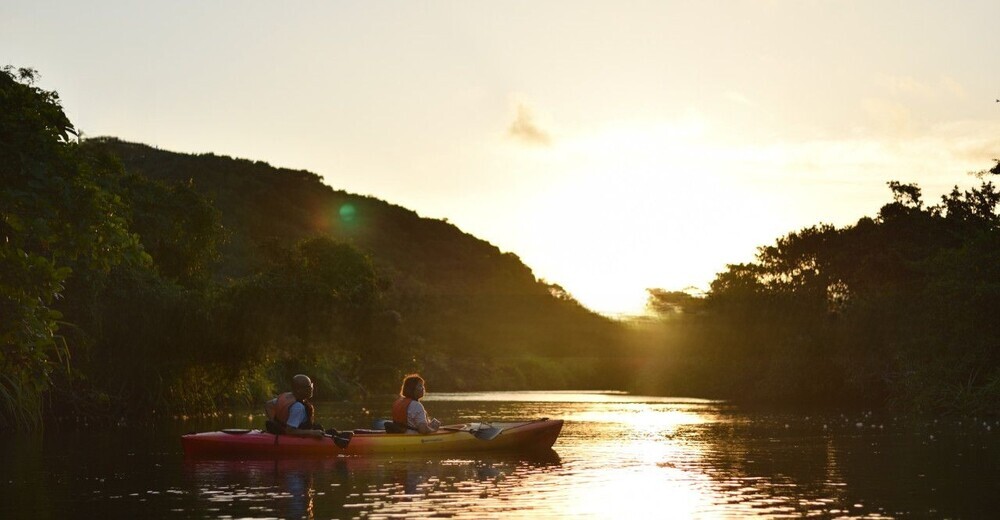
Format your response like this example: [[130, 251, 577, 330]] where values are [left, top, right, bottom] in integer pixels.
[[270, 392, 314, 429], [391, 397, 413, 427]]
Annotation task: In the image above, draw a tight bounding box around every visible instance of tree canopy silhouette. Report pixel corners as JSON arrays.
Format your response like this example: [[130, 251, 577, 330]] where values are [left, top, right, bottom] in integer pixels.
[[644, 169, 1000, 413]]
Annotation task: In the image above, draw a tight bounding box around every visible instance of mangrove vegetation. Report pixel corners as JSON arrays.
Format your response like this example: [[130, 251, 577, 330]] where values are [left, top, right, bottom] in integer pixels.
[[638, 166, 1000, 414]]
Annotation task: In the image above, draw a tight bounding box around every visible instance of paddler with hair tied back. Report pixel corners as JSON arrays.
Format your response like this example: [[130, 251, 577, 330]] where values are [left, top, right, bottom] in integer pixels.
[[391, 373, 441, 433]]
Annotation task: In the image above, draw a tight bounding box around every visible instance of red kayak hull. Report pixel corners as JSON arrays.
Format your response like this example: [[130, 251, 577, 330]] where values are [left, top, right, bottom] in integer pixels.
[[181, 419, 563, 458]]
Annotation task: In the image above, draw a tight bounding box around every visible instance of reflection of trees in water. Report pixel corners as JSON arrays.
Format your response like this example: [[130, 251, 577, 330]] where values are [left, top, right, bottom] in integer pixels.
[[688, 414, 1000, 517], [184, 459, 330, 519], [183, 451, 562, 519], [689, 416, 891, 516]]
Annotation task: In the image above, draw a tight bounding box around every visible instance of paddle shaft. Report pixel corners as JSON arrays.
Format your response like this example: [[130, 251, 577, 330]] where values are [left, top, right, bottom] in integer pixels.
[[378, 418, 501, 440], [440, 425, 503, 440]]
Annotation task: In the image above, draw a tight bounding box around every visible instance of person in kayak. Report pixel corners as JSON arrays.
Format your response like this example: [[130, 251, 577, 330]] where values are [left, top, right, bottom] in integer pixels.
[[264, 374, 327, 438], [391, 374, 441, 434]]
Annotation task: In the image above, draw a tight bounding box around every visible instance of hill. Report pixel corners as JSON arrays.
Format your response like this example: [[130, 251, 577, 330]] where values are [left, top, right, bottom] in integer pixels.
[[90, 138, 627, 392], [12, 64, 994, 428], [3, 66, 629, 430]]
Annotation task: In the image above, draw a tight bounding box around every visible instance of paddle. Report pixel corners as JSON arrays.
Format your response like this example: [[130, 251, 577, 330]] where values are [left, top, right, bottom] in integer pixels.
[[218, 426, 351, 448], [441, 424, 503, 441], [376, 418, 502, 440], [325, 429, 353, 449]]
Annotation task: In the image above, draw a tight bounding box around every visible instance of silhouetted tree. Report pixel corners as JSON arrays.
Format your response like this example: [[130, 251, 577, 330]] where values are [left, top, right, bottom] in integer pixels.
[[645, 172, 1000, 412], [1, 67, 144, 429]]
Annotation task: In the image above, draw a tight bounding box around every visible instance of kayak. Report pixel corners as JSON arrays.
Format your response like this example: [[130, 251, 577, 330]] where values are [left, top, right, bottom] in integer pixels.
[[181, 419, 563, 458]]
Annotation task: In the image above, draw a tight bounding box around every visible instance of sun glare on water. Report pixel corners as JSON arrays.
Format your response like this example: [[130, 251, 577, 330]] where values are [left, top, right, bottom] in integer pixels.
[[429, 391, 726, 517], [561, 402, 719, 518]]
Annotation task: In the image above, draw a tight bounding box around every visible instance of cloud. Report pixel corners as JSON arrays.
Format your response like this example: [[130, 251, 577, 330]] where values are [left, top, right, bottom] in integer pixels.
[[725, 91, 756, 107], [508, 104, 552, 146], [931, 120, 1000, 164], [876, 75, 934, 98], [939, 76, 968, 100], [876, 74, 969, 101], [862, 98, 915, 137]]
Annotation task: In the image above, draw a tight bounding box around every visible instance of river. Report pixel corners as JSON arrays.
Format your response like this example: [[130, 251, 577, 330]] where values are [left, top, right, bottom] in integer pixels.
[[2, 391, 998, 518]]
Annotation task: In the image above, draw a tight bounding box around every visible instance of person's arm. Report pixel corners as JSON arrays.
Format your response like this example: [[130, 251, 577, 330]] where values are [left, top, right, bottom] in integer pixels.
[[283, 403, 324, 438], [410, 402, 441, 433]]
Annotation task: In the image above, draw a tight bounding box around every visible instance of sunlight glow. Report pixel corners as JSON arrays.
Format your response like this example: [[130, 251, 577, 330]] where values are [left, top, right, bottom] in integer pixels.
[[564, 463, 713, 518], [424, 391, 719, 404], [495, 114, 1000, 316], [569, 408, 708, 429], [561, 402, 720, 518], [507, 119, 778, 315]]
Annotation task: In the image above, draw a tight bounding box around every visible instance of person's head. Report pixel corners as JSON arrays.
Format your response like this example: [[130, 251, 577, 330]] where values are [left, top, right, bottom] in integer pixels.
[[400, 374, 425, 400], [292, 374, 314, 400]]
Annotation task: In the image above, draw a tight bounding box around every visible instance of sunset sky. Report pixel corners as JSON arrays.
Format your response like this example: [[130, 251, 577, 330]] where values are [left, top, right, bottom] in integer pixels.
[[4, 1, 999, 316]]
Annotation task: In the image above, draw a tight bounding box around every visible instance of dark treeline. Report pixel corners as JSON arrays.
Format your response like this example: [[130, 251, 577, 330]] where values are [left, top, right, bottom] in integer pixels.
[[636, 168, 1000, 415], [1, 67, 625, 431]]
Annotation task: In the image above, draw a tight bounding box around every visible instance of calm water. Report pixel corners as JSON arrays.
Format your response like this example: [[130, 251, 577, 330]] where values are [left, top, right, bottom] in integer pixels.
[[2, 392, 999, 518]]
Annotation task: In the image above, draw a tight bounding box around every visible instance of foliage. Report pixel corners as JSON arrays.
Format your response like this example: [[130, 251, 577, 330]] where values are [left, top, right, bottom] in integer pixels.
[[222, 237, 378, 371], [645, 288, 705, 316], [1, 67, 144, 430], [4, 66, 626, 430], [93, 138, 627, 392], [644, 168, 1000, 413], [116, 171, 224, 287]]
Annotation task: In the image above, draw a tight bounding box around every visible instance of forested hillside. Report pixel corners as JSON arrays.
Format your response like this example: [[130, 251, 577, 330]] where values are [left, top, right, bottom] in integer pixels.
[[93, 138, 625, 387], [1, 67, 624, 431]]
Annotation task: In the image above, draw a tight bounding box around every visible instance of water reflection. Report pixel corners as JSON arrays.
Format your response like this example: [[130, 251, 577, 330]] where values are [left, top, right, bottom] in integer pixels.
[[183, 451, 561, 519], [2, 392, 998, 518], [184, 459, 328, 519]]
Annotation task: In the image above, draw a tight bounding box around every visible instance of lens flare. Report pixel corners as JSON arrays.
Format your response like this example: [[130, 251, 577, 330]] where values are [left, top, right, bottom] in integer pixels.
[[339, 203, 357, 222]]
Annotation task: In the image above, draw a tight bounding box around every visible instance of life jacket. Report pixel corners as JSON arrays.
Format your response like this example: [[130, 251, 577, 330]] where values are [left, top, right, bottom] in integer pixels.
[[269, 392, 315, 431], [391, 397, 413, 428]]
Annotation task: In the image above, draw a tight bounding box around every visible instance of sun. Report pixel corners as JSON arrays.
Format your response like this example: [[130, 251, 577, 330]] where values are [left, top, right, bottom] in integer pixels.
[[508, 119, 769, 316]]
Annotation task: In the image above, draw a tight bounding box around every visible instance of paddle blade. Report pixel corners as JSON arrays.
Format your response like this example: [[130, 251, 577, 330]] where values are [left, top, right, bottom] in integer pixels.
[[473, 426, 502, 440], [331, 431, 353, 449]]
